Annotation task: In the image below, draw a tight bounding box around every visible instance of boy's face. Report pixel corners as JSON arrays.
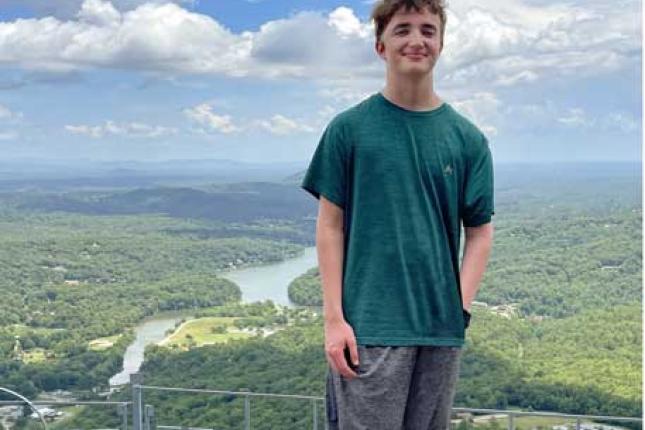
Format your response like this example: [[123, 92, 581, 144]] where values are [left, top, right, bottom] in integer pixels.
[[376, 6, 443, 79]]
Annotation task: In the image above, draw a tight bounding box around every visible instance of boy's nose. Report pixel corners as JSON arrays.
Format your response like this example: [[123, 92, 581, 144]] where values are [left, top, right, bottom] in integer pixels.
[[408, 31, 424, 48]]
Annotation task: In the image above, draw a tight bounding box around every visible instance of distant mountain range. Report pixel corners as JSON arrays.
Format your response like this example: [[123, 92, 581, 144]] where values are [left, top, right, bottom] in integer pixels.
[[1, 160, 640, 222], [13, 182, 318, 222], [0, 158, 307, 191]]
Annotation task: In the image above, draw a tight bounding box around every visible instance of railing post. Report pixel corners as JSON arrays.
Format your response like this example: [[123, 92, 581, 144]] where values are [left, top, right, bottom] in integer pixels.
[[507, 413, 514, 430], [144, 404, 156, 430], [241, 388, 250, 430], [131, 373, 144, 430], [312, 398, 318, 430], [576, 418, 581, 430], [117, 402, 128, 430]]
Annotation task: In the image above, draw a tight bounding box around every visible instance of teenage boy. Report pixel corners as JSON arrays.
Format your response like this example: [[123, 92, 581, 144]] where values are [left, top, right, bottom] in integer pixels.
[[301, 0, 494, 428]]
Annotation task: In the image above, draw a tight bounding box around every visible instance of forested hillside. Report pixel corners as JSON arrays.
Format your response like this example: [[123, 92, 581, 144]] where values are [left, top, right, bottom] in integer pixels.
[[0, 207, 305, 400], [3, 181, 317, 222]]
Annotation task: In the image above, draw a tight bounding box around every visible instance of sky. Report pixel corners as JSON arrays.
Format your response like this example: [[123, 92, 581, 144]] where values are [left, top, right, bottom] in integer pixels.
[[0, 0, 641, 164]]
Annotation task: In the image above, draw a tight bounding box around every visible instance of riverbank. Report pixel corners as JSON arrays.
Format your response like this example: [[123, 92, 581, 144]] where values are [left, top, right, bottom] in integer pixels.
[[108, 246, 318, 386]]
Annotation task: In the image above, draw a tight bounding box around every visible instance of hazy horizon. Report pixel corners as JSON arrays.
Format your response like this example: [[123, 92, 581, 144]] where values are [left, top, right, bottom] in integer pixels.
[[0, 157, 642, 166]]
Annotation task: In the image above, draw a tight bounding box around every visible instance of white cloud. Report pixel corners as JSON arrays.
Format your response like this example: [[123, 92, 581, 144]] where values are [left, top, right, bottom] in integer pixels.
[[503, 101, 640, 134], [439, 92, 640, 138], [554, 109, 639, 133], [439, 0, 639, 88], [601, 112, 639, 133], [183, 103, 240, 134], [0, 104, 23, 121], [0, 105, 13, 119], [64, 120, 177, 138], [0, 0, 248, 74], [254, 114, 316, 135], [316, 105, 337, 125], [183, 102, 318, 136], [327, 7, 372, 39], [557, 107, 593, 127], [494, 70, 539, 87], [76, 0, 121, 26], [0, 1, 378, 79], [248, 10, 375, 79], [318, 86, 374, 104], [65, 124, 103, 138], [442, 8, 527, 71], [557, 107, 640, 133], [0, 0, 638, 93], [451, 92, 502, 136]]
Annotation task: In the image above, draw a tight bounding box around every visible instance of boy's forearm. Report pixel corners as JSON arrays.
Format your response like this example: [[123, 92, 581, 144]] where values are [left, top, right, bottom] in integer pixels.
[[317, 224, 345, 323], [460, 224, 494, 310]]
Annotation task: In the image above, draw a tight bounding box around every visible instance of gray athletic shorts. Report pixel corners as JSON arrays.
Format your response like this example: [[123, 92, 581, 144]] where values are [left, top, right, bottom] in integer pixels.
[[325, 345, 462, 430]]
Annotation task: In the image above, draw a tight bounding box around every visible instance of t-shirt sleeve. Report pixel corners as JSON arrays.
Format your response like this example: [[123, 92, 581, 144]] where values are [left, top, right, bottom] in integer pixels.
[[462, 133, 495, 227], [300, 117, 349, 209]]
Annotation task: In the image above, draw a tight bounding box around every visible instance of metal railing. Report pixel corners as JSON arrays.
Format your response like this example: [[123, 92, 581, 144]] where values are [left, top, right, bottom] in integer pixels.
[[1, 373, 642, 430]]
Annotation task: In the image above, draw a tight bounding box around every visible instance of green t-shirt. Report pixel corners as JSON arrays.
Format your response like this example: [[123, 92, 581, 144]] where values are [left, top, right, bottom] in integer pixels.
[[301, 92, 495, 347]]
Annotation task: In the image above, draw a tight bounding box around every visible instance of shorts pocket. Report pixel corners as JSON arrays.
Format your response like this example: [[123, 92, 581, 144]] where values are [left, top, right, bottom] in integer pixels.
[[325, 369, 338, 423], [462, 308, 471, 329]]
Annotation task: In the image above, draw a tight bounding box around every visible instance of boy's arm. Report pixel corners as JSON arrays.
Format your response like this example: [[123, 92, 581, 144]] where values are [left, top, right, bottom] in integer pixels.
[[317, 195, 345, 322], [318, 196, 361, 377], [460, 222, 494, 311]]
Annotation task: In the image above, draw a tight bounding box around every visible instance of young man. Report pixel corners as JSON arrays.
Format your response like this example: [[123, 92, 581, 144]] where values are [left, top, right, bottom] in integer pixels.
[[301, 0, 494, 428]]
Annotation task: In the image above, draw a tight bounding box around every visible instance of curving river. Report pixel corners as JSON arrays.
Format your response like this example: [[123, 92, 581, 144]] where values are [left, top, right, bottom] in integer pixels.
[[109, 246, 318, 386]]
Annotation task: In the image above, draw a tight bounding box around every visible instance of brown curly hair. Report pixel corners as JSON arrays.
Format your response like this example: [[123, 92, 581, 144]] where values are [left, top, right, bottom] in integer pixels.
[[371, 0, 448, 49]]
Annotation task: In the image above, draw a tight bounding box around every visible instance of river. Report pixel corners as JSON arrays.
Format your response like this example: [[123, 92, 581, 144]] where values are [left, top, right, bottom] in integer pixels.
[[109, 246, 318, 386]]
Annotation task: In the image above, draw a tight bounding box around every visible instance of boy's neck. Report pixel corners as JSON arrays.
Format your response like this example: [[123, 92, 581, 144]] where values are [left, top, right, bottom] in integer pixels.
[[381, 74, 443, 112]]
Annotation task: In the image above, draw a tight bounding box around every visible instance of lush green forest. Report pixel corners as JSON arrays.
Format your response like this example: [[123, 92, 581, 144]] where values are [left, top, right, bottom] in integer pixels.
[[288, 267, 322, 306], [0, 165, 642, 430], [0, 201, 305, 402]]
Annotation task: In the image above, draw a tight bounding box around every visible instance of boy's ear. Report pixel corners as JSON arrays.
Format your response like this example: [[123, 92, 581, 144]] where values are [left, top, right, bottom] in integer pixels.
[[375, 40, 386, 60]]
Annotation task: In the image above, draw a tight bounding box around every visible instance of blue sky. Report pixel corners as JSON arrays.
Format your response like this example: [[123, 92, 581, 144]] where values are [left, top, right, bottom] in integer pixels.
[[0, 0, 640, 164]]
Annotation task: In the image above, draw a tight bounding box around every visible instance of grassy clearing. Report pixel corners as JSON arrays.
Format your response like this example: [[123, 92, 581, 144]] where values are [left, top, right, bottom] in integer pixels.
[[158, 317, 260, 349], [22, 347, 54, 363], [88, 333, 123, 351]]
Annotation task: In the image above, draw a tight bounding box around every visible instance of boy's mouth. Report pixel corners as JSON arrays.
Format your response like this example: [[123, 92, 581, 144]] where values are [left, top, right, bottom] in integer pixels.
[[404, 53, 426, 60]]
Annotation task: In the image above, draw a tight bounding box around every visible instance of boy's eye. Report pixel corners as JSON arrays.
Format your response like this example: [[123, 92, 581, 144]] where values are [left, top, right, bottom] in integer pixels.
[[393, 28, 434, 37]]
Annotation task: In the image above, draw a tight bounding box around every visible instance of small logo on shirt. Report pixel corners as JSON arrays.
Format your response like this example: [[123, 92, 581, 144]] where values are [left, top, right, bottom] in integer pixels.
[[443, 164, 453, 176]]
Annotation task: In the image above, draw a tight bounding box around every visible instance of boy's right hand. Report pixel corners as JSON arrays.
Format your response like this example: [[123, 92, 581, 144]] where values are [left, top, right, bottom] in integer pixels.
[[324, 318, 360, 379]]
